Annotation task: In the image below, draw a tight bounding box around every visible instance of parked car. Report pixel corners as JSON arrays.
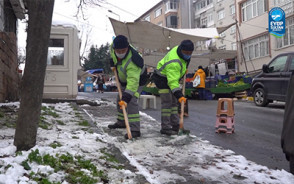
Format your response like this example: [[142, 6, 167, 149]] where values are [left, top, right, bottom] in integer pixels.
[[251, 52, 294, 107]]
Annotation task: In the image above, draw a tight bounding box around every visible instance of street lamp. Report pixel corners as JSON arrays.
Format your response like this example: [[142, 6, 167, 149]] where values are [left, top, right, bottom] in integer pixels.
[[108, 10, 120, 21]]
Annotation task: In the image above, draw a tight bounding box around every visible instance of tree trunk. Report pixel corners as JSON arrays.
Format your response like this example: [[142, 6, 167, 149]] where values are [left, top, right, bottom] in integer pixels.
[[14, 0, 55, 151]]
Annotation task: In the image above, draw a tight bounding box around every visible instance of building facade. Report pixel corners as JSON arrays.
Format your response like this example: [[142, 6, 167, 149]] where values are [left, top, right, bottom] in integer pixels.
[[136, 0, 195, 29], [236, 0, 294, 73]]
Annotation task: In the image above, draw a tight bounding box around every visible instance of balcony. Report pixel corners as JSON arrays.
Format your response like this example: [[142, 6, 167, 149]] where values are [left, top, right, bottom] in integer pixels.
[[278, 1, 294, 17]]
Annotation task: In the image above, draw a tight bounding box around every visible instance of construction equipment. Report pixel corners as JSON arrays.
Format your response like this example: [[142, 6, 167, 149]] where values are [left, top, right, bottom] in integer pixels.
[[112, 67, 132, 139]]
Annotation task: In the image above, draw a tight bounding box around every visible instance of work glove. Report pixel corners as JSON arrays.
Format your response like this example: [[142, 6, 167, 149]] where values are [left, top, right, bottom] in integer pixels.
[[121, 92, 132, 104], [173, 90, 186, 104], [178, 96, 187, 104], [118, 100, 127, 109]]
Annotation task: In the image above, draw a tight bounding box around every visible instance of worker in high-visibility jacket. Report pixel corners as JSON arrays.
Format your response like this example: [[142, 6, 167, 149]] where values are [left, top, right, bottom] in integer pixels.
[[152, 40, 194, 135], [108, 35, 146, 139]]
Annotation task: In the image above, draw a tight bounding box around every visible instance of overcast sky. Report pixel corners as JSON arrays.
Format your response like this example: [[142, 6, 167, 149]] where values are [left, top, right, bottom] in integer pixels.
[[18, 0, 161, 51]]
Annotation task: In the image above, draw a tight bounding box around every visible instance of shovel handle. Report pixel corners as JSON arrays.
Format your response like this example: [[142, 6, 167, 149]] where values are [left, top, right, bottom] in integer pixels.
[[179, 74, 186, 129], [113, 67, 132, 139]]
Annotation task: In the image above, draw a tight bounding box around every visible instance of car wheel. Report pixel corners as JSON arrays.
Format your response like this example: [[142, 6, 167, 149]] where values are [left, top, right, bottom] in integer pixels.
[[254, 88, 269, 107]]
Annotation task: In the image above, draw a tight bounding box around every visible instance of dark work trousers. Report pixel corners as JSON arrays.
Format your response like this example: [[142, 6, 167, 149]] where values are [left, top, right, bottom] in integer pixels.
[[159, 89, 179, 130], [116, 86, 142, 132]]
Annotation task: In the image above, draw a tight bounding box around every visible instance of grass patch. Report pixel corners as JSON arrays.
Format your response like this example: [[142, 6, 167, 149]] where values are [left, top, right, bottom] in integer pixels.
[[78, 120, 89, 126], [0, 111, 4, 118], [49, 141, 62, 149], [21, 149, 108, 184], [41, 106, 59, 118], [56, 120, 65, 125]]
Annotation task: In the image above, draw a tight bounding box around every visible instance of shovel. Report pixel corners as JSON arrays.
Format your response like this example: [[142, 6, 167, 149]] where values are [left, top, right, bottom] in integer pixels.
[[112, 67, 132, 140], [178, 74, 190, 135]]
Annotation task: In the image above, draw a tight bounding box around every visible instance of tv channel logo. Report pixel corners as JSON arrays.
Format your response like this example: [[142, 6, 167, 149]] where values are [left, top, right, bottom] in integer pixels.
[[269, 7, 285, 38]]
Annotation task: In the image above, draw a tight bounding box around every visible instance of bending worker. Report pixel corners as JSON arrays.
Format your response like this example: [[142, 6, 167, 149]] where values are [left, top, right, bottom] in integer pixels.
[[152, 40, 194, 136], [108, 35, 145, 139]]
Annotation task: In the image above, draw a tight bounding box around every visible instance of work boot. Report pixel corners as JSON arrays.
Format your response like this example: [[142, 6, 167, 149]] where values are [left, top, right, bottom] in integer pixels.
[[108, 122, 126, 129], [124, 131, 141, 139], [160, 129, 178, 136], [172, 125, 179, 132]]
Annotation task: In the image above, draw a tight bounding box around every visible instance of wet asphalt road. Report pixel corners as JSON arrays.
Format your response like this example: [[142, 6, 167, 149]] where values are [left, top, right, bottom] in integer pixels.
[[78, 92, 289, 172]]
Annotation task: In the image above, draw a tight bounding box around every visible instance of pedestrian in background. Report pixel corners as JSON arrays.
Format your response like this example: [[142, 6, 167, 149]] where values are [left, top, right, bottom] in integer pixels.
[[97, 75, 105, 93], [281, 72, 294, 175], [193, 65, 206, 100], [107, 35, 145, 139], [152, 40, 194, 136]]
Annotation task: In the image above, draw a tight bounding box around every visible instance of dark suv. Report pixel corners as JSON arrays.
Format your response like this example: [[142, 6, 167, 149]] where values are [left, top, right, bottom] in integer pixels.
[[251, 52, 294, 107]]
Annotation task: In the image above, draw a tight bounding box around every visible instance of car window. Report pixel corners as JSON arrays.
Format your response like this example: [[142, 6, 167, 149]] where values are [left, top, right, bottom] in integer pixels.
[[290, 56, 294, 71], [268, 55, 288, 73]]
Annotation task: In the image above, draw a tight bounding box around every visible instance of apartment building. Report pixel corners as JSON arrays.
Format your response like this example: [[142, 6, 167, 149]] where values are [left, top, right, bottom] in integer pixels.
[[135, 0, 195, 29], [236, 0, 294, 73]]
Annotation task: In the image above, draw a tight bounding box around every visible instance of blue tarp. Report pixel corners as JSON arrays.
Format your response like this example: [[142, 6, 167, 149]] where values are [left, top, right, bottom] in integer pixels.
[[87, 69, 104, 74]]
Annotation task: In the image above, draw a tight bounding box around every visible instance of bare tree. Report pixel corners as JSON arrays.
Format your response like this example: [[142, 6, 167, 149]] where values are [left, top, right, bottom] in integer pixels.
[[14, 0, 55, 151]]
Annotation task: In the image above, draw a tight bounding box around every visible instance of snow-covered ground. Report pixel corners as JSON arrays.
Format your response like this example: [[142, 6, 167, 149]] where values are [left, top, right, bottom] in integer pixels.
[[0, 100, 293, 184]]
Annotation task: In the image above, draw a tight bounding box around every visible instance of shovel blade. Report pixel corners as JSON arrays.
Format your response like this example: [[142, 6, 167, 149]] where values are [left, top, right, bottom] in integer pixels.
[[178, 128, 190, 136]]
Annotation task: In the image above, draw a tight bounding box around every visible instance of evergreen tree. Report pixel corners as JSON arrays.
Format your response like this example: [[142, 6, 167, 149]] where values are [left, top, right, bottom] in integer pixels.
[[83, 43, 111, 74]]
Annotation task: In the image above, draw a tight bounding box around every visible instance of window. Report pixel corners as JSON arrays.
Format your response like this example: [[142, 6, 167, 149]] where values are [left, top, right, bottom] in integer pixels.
[[144, 15, 150, 22], [207, 13, 213, 23], [243, 35, 269, 61], [231, 43, 237, 50], [241, 0, 266, 22], [276, 17, 294, 48], [230, 4, 236, 15], [165, 0, 177, 12], [195, 0, 212, 11], [218, 9, 225, 20], [231, 25, 236, 34], [47, 39, 64, 65], [201, 17, 207, 27], [274, 0, 292, 6], [155, 8, 162, 18], [268, 56, 288, 72], [290, 56, 294, 70], [220, 32, 226, 38], [166, 15, 177, 28]]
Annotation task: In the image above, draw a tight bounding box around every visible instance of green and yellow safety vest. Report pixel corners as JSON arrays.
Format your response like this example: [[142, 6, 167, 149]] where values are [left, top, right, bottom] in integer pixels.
[[156, 46, 187, 92], [110, 44, 142, 98]]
